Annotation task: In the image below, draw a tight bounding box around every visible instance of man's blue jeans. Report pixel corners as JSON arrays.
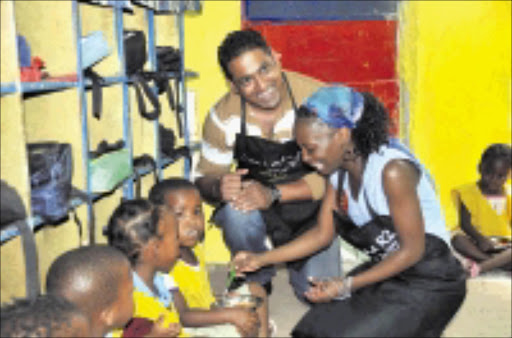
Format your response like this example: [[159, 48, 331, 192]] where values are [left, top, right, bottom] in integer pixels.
[[213, 203, 341, 300]]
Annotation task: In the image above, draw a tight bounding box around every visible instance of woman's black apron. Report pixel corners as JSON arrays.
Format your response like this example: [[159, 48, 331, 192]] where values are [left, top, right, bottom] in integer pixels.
[[233, 73, 320, 269], [292, 170, 467, 337]]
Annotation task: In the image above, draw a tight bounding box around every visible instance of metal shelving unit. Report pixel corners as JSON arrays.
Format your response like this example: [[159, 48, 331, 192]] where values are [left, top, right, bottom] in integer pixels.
[[1, 0, 198, 244]]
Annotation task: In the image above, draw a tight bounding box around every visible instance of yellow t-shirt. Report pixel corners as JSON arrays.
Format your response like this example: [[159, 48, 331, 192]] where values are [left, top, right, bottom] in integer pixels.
[[451, 183, 511, 237], [170, 245, 216, 309], [109, 272, 188, 338]]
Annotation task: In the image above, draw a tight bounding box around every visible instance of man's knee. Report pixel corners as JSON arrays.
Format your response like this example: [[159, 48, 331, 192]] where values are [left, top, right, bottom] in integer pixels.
[[213, 204, 266, 250]]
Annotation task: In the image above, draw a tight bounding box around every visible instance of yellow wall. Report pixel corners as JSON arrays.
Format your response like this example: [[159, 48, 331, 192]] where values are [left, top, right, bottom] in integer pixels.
[[399, 1, 512, 229], [184, 1, 241, 263]]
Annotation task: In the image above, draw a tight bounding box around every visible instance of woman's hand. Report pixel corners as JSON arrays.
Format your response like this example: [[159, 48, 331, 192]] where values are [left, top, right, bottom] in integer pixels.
[[304, 277, 341, 303], [226, 307, 260, 337], [232, 251, 264, 274]]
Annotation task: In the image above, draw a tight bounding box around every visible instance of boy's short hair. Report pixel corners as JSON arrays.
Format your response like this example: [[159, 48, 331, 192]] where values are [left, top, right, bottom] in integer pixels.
[[0, 294, 88, 337], [148, 177, 197, 206], [104, 199, 162, 265], [218, 29, 272, 81], [46, 245, 129, 317]]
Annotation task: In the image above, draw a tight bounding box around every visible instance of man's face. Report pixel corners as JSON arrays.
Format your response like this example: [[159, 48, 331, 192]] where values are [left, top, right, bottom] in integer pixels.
[[228, 48, 285, 110]]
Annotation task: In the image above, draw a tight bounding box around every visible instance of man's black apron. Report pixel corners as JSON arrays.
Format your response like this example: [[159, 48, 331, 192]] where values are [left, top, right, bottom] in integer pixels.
[[233, 73, 320, 268], [292, 170, 467, 337]]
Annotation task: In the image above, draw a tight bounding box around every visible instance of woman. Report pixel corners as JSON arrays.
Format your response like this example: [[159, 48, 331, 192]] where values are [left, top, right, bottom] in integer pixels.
[[234, 86, 467, 337]]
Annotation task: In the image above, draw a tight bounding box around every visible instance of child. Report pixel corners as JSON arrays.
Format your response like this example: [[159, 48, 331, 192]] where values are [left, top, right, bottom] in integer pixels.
[[451, 143, 512, 277], [149, 178, 268, 337], [45, 245, 134, 337], [0, 294, 90, 337], [105, 199, 183, 337]]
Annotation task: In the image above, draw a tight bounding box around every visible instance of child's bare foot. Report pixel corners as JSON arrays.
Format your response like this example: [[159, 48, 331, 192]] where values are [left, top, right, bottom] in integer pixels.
[[463, 259, 481, 278]]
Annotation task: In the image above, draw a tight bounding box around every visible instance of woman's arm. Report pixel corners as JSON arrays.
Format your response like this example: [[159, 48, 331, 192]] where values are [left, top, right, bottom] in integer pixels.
[[234, 182, 337, 272], [349, 159, 425, 291]]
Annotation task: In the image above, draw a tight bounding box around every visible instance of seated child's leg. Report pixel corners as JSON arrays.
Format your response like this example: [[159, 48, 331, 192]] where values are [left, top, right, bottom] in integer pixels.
[[451, 233, 490, 262], [247, 282, 269, 338], [479, 248, 512, 273]]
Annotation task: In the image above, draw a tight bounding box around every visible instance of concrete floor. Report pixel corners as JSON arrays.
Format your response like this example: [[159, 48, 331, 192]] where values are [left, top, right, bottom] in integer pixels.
[[208, 250, 511, 337]]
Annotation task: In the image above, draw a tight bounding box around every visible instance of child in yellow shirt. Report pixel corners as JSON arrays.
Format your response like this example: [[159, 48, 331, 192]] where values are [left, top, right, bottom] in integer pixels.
[[451, 144, 511, 277], [149, 178, 268, 337], [105, 199, 183, 337]]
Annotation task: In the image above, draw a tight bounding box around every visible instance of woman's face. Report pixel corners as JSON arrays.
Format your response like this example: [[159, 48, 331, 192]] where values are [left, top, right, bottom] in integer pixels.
[[228, 48, 284, 110], [164, 189, 205, 248], [294, 118, 347, 176]]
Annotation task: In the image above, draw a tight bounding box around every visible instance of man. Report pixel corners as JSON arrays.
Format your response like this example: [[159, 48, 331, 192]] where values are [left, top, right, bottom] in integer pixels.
[[195, 29, 341, 301]]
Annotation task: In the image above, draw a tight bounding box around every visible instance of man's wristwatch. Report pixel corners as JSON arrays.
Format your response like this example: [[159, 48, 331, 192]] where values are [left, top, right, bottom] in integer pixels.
[[268, 183, 281, 206]]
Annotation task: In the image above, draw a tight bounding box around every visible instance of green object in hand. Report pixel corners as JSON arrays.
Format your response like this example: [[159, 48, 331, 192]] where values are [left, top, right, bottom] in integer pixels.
[[226, 265, 236, 289]]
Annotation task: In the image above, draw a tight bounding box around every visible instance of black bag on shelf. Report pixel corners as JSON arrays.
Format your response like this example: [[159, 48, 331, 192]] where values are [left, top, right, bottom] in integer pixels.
[[124, 30, 161, 121], [156, 46, 183, 137], [27, 142, 73, 223], [159, 123, 190, 164], [133, 154, 158, 199], [0, 180, 41, 300]]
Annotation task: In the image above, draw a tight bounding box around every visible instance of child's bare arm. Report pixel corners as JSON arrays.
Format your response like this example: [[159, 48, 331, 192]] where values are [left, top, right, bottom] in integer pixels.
[[459, 201, 495, 251], [171, 290, 259, 335]]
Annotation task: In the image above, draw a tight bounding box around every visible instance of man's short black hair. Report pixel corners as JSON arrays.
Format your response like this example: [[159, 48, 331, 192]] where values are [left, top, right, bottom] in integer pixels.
[[46, 245, 129, 317], [148, 177, 197, 206], [0, 294, 87, 337], [218, 29, 272, 81]]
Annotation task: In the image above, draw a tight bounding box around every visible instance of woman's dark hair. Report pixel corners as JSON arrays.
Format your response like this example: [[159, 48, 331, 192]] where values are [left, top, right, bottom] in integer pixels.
[[218, 29, 271, 81], [479, 143, 511, 170], [105, 199, 161, 265], [296, 92, 390, 158], [149, 178, 197, 206]]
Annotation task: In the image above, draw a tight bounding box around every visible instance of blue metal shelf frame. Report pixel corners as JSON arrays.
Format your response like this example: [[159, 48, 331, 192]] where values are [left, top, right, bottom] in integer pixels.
[[72, 0, 95, 245], [1, 0, 198, 244], [114, 6, 135, 199]]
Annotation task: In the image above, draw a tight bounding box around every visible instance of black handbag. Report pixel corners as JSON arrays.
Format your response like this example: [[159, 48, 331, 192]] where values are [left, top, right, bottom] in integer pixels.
[[124, 30, 161, 121]]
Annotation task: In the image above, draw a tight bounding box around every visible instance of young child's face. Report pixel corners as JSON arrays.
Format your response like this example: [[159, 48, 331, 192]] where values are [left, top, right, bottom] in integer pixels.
[[164, 189, 205, 248], [480, 158, 511, 194], [154, 209, 180, 271]]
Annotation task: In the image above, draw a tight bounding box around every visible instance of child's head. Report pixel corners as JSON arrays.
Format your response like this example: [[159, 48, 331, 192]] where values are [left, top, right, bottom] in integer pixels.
[[0, 294, 89, 337], [45, 245, 133, 337], [478, 143, 511, 194], [105, 199, 180, 272], [149, 178, 205, 249]]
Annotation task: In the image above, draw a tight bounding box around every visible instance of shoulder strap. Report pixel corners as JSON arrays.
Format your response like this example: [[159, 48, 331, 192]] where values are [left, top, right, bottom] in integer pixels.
[[84, 68, 105, 120], [132, 73, 161, 121], [12, 220, 40, 300], [281, 72, 298, 112]]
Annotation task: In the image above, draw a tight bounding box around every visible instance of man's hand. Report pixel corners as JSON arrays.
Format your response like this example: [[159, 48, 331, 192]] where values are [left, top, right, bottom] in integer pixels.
[[231, 180, 273, 212], [220, 169, 248, 202], [232, 251, 264, 274], [303, 277, 341, 303], [225, 307, 260, 337]]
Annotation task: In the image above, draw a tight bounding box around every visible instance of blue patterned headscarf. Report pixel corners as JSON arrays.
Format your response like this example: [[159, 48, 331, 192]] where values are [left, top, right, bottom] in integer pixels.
[[303, 86, 364, 129]]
